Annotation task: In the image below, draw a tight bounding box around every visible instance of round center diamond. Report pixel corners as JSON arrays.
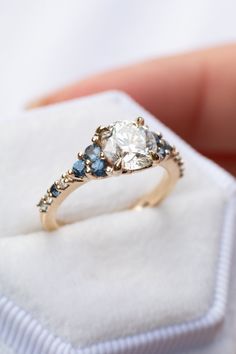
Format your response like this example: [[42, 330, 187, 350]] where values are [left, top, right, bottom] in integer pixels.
[[101, 120, 157, 171]]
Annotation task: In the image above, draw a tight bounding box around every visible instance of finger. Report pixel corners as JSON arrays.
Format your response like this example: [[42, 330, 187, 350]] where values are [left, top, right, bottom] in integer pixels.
[[29, 45, 236, 155]]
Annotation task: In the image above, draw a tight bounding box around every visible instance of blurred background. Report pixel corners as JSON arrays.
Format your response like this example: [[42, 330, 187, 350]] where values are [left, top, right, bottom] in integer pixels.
[[0, 0, 236, 118]]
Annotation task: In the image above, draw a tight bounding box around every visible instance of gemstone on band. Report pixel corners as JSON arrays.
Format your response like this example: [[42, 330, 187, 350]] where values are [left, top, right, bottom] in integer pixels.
[[84, 144, 101, 162], [50, 184, 60, 197], [72, 159, 85, 178], [91, 159, 106, 177]]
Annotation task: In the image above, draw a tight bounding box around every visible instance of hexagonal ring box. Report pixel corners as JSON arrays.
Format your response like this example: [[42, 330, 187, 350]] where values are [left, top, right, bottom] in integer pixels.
[[0, 91, 235, 354]]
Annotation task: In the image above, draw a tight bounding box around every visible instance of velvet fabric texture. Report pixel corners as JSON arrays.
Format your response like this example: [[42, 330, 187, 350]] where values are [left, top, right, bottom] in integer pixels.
[[0, 92, 235, 353]]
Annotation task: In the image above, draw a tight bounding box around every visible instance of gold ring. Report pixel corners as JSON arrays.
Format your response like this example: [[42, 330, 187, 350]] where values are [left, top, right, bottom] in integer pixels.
[[37, 117, 184, 231]]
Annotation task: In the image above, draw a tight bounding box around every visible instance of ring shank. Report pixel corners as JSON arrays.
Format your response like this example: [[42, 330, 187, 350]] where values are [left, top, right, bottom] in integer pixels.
[[131, 158, 180, 210], [40, 158, 180, 231]]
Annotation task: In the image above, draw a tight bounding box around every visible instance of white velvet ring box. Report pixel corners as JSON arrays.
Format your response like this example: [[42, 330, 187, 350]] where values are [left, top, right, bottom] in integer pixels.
[[0, 91, 235, 354]]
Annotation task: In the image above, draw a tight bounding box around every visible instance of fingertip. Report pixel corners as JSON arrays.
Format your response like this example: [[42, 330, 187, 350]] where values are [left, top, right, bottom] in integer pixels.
[[26, 97, 50, 110]]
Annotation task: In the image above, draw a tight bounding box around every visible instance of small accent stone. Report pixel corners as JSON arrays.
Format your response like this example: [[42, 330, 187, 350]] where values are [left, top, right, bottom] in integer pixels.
[[58, 179, 68, 190], [50, 184, 61, 197], [157, 146, 166, 159], [72, 159, 85, 178], [41, 204, 48, 212], [153, 135, 172, 159], [38, 199, 48, 212], [153, 132, 162, 145], [91, 159, 106, 177], [84, 144, 101, 162], [45, 195, 53, 205], [163, 140, 173, 152]]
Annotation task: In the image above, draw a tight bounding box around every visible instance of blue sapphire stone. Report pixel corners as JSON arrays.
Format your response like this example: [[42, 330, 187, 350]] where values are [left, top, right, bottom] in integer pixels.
[[157, 146, 166, 158], [84, 144, 101, 162], [91, 159, 107, 177], [156, 139, 172, 158], [72, 159, 85, 178], [50, 184, 60, 197], [164, 140, 173, 152], [153, 132, 161, 146]]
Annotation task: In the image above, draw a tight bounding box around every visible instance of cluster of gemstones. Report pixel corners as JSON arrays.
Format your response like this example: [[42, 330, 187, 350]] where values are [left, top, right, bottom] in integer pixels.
[[153, 132, 173, 160], [72, 143, 107, 178], [37, 119, 184, 214], [37, 144, 107, 213], [153, 132, 184, 176]]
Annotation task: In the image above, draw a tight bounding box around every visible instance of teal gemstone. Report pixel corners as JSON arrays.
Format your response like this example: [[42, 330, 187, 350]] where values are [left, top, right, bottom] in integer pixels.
[[91, 159, 106, 177], [50, 184, 60, 197], [84, 144, 101, 162], [72, 160, 85, 177], [157, 141, 172, 158], [153, 132, 161, 146]]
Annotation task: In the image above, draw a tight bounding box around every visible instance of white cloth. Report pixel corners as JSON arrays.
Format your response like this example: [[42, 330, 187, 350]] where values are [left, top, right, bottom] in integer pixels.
[[0, 92, 235, 354]]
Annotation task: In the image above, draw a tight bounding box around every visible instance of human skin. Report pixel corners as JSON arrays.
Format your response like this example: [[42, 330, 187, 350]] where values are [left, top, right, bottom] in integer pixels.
[[29, 44, 236, 175]]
